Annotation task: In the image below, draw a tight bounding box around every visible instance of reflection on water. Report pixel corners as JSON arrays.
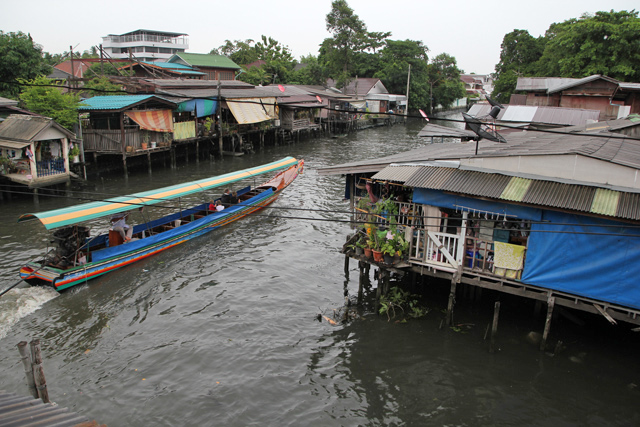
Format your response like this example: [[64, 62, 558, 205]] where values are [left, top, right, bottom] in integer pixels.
[[0, 117, 638, 426]]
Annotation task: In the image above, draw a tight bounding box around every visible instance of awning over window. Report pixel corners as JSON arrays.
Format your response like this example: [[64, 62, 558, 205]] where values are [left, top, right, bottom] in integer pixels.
[[176, 99, 217, 118], [0, 139, 31, 150], [125, 110, 173, 132], [227, 98, 272, 124]]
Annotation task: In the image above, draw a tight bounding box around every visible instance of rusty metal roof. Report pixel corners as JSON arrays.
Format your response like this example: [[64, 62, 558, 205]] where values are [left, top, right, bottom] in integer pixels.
[[0, 390, 90, 426]]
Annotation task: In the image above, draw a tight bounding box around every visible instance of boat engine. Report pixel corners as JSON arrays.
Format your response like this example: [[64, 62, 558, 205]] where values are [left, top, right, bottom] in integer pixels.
[[46, 226, 90, 268]]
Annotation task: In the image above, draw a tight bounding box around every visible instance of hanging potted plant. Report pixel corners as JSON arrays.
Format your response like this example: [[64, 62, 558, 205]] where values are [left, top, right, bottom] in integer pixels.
[[69, 145, 80, 163]]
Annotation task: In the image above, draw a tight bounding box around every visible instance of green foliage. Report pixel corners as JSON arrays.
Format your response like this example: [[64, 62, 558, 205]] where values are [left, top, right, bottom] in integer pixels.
[[379, 287, 429, 321], [493, 11, 640, 102], [426, 53, 466, 112], [69, 145, 80, 157], [289, 55, 328, 85], [0, 31, 52, 98], [538, 10, 640, 81], [492, 29, 545, 103], [213, 36, 295, 84], [83, 76, 125, 96], [374, 39, 430, 110], [320, 0, 390, 88], [18, 76, 81, 130]]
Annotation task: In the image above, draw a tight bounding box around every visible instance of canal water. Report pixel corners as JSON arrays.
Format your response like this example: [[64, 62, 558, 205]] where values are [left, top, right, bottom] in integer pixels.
[[0, 117, 639, 426]]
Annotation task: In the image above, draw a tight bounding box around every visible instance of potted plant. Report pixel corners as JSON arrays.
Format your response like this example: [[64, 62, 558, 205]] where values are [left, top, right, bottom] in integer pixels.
[[371, 228, 387, 263], [142, 132, 150, 150], [69, 145, 80, 163]]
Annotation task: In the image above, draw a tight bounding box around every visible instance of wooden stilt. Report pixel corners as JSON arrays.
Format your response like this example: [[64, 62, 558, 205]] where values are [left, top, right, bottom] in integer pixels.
[[344, 255, 349, 276], [147, 151, 152, 175], [358, 261, 365, 305], [30, 340, 50, 403], [17, 341, 38, 399], [490, 301, 500, 353], [540, 295, 555, 352], [446, 278, 457, 326]]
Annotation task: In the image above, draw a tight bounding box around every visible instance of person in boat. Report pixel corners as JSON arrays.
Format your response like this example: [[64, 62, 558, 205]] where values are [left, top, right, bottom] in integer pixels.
[[221, 189, 232, 206], [208, 199, 216, 212], [215, 200, 225, 212], [229, 191, 239, 204], [111, 212, 133, 243]]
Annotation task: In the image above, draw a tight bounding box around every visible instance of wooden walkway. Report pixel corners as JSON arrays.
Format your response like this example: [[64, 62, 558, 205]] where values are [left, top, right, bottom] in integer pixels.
[[0, 390, 97, 427]]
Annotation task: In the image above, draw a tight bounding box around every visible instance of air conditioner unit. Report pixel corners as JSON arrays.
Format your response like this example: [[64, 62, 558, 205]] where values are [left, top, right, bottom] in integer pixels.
[[274, 120, 281, 127]]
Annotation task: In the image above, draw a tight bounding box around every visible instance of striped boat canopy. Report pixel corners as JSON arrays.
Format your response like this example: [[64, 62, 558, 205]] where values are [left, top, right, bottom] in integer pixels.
[[19, 157, 299, 230]]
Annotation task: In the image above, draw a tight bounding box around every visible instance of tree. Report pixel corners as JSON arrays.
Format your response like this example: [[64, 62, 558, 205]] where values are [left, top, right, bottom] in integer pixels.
[[83, 76, 126, 97], [288, 55, 327, 85], [18, 76, 81, 130], [0, 31, 51, 98], [374, 39, 429, 110], [210, 39, 258, 65], [426, 53, 466, 113], [319, 0, 391, 88], [492, 29, 545, 103], [538, 10, 640, 81]]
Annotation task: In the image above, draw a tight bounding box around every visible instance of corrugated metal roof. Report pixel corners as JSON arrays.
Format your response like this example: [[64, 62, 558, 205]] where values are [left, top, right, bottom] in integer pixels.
[[468, 104, 600, 126], [591, 188, 620, 216], [548, 75, 619, 94], [78, 95, 175, 111], [0, 115, 75, 141], [501, 106, 538, 122], [417, 124, 476, 138], [500, 177, 532, 201], [372, 165, 422, 182], [391, 165, 640, 220], [0, 391, 89, 426], [515, 77, 578, 92]]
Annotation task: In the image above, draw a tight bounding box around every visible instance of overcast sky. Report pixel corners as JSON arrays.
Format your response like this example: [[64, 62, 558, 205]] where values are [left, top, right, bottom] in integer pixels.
[[1, 0, 637, 75]]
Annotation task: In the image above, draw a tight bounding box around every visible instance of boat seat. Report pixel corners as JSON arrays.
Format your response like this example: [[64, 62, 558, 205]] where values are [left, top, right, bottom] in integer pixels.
[[108, 229, 124, 246]]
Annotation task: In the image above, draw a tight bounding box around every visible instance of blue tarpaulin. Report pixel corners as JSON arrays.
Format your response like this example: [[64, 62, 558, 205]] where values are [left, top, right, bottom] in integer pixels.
[[413, 188, 542, 221], [176, 99, 217, 118], [522, 210, 640, 310]]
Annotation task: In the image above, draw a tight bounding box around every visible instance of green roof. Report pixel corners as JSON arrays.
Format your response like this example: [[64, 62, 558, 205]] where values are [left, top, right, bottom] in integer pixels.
[[78, 95, 174, 111], [171, 53, 241, 70]]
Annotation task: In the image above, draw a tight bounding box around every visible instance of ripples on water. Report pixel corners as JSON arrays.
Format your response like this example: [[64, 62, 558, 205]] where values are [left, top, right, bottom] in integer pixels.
[[0, 119, 639, 426]]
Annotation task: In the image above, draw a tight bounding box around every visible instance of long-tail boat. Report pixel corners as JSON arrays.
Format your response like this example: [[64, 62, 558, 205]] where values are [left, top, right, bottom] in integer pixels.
[[18, 157, 303, 291]]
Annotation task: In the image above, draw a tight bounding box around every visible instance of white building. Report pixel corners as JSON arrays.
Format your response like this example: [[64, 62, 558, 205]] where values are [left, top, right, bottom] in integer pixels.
[[101, 29, 189, 62]]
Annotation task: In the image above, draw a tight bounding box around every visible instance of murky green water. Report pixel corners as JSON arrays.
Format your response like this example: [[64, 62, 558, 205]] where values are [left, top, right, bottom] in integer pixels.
[[1, 117, 639, 426]]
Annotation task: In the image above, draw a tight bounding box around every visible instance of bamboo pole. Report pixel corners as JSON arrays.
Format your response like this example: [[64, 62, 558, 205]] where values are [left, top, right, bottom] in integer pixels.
[[490, 301, 500, 353], [30, 340, 50, 403], [17, 341, 38, 399]]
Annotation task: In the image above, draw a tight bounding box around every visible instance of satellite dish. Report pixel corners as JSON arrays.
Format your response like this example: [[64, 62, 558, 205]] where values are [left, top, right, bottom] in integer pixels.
[[486, 95, 504, 109], [462, 112, 507, 144]]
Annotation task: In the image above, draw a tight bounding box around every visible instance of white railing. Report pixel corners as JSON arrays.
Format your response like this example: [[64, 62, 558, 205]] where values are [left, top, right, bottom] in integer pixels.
[[408, 229, 460, 272]]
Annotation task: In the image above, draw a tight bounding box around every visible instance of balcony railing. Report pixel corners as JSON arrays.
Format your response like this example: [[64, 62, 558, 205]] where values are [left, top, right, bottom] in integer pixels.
[[36, 159, 66, 177], [354, 197, 527, 279]]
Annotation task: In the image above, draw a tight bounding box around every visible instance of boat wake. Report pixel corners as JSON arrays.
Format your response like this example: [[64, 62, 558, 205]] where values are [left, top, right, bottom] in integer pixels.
[[0, 287, 58, 340]]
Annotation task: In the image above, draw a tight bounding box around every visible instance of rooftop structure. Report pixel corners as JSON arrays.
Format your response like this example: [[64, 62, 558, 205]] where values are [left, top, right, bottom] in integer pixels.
[[102, 29, 189, 62]]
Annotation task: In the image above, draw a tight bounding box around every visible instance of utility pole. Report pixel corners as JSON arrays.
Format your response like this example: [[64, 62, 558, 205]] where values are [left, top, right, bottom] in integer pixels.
[[404, 64, 411, 121]]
